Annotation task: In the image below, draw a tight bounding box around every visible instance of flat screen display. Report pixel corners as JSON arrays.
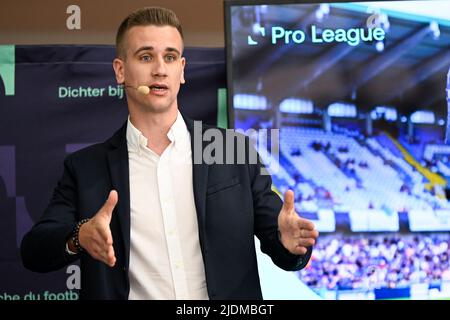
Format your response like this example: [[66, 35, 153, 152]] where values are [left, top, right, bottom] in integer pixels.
[[225, 0, 450, 299]]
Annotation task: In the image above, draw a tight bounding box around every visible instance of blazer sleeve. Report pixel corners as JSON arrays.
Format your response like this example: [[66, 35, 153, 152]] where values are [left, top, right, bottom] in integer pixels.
[[21, 156, 80, 273], [248, 138, 312, 271]]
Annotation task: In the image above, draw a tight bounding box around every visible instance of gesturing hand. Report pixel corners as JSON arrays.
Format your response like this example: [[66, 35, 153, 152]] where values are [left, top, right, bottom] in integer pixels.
[[277, 190, 319, 255], [78, 190, 118, 267]]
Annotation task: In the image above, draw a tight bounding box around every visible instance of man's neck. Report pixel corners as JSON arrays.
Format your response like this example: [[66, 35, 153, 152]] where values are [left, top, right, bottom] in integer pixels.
[[129, 108, 179, 156]]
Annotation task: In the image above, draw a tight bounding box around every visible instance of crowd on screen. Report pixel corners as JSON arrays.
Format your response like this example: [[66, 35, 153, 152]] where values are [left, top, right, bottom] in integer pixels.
[[300, 233, 450, 290]]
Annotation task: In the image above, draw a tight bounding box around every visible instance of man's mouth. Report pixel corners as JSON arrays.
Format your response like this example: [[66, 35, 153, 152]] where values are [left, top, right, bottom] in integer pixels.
[[149, 84, 168, 92]]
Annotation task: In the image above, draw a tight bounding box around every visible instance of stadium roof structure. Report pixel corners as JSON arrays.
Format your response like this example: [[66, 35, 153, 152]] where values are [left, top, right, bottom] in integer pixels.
[[231, 1, 450, 116]]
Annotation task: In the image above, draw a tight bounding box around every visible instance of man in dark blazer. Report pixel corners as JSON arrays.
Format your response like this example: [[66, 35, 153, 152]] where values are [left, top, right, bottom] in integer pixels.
[[21, 7, 319, 300]]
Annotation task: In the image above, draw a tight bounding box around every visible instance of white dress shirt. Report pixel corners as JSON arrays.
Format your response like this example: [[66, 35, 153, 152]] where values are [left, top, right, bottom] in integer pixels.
[[127, 111, 208, 300]]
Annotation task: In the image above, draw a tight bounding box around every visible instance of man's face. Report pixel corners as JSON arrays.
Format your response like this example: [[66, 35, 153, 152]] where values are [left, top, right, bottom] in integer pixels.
[[113, 25, 185, 114]]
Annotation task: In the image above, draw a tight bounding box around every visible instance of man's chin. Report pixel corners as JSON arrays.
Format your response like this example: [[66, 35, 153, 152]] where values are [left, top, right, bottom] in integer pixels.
[[142, 102, 173, 114]]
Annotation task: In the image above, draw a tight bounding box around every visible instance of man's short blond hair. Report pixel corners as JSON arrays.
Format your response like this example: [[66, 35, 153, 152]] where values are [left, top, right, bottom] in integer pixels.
[[115, 7, 183, 59]]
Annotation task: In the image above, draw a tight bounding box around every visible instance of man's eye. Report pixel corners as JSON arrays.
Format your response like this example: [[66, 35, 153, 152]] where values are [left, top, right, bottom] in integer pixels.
[[141, 55, 151, 62], [165, 55, 176, 62]]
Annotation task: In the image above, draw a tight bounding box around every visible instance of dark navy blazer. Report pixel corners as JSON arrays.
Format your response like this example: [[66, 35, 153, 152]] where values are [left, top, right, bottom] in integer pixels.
[[21, 117, 311, 299]]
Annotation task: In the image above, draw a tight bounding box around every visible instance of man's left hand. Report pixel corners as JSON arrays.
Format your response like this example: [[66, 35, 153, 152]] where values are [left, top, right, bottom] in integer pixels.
[[278, 190, 319, 255]]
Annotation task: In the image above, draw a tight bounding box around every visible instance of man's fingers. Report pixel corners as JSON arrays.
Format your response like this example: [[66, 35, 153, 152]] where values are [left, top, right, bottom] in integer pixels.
[[297, 237, 316, 247], [107, 246, 116, 267], [92, 244, 116, 267], [297, 218, 316, 231], [107, 246, 115, 260], [282, 190, 295, 213], [310, 229, 319, 239], [90, 243, 104, 261], [105, 233, 113, 246], [91, 222, 113, 246], [292, 246, 308, 255], [99, 227, 113, 246], [294, 229, 319, 239], [81, 208, 116, 267]]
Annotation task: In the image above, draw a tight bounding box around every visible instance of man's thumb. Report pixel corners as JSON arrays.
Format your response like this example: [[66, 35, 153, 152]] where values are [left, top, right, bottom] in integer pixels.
[[282, 189, 295, 213], [103, 190, 118, 218]]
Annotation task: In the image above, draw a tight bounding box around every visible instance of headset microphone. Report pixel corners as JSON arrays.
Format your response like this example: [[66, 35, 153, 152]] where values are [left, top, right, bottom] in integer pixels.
[[123, 84, 150, 95]]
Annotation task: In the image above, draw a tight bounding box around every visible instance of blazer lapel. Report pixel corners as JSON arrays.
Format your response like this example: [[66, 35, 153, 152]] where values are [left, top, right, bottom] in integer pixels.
[[106, 123, 131, 269], [185, 117, 209, 251]]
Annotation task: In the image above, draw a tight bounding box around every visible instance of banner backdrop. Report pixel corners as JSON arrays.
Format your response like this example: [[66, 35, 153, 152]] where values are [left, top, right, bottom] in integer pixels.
[[0, 45, 226, 300]]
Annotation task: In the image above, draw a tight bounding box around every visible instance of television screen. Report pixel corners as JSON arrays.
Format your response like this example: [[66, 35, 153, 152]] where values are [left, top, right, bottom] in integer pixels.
[[225, 0, 450, 299]]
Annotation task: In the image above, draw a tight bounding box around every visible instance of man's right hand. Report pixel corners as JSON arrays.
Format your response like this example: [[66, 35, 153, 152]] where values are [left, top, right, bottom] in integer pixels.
[[72, 190, 118, 267]]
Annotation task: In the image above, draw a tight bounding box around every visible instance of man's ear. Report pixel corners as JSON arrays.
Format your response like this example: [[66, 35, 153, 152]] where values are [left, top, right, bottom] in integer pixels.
[[180, 57, 186, 84], [113, 58, 125, 84]]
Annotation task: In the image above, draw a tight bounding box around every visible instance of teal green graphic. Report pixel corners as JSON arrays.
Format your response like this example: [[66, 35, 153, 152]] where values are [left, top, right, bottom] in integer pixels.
[[217, 88, 228, 129], [0, 45, 15, 96]]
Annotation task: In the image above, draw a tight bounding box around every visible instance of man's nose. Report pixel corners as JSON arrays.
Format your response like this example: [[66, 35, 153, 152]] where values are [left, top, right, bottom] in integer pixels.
[[152, 56, 167, 77]]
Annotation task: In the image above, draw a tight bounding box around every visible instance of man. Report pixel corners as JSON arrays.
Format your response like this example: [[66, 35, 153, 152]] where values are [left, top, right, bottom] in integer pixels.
[[21, 7, 319, 300]]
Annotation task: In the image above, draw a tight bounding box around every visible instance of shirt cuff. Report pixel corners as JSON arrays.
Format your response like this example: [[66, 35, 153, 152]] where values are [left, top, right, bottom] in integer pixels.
[[65, 241, 78, 255]]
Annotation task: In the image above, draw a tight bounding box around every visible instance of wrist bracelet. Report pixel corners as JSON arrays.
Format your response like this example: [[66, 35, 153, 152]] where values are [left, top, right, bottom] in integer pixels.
[[72, 218, 90, 253]]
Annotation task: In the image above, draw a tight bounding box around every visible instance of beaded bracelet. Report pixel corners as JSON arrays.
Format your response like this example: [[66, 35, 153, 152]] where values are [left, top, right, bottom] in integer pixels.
[[71, 218, 90, 253]]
